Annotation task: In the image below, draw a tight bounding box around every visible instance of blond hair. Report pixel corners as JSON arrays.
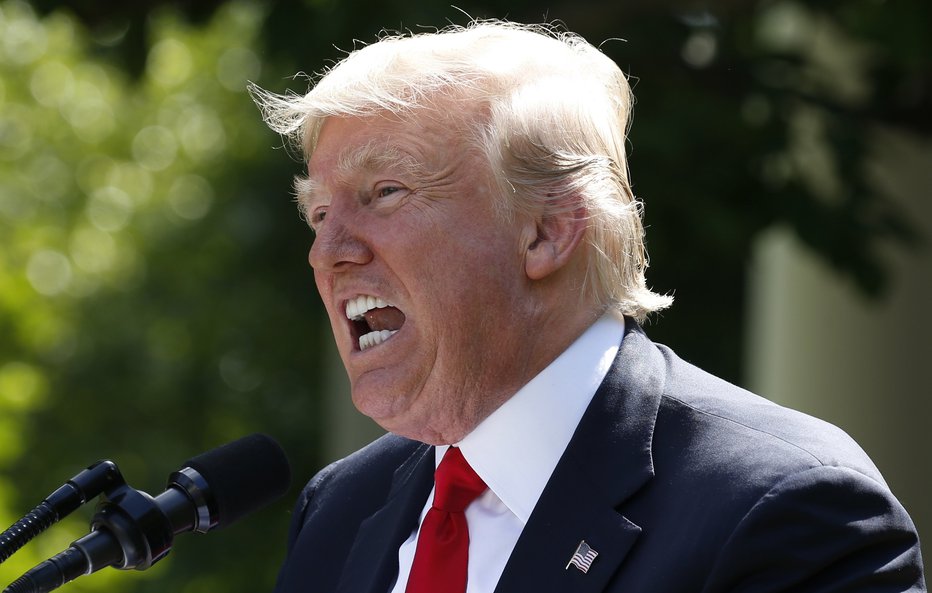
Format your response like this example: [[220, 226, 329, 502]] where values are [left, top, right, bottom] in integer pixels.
[[251, 20, 672, 321]]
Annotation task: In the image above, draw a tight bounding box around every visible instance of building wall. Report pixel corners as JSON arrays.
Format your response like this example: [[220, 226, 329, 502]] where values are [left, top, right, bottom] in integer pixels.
[[746, 131, 932, 576]]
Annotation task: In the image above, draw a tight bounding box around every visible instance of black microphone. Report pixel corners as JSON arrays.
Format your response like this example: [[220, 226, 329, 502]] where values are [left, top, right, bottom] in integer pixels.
[[3, 433, 291, 593], [0, 461, 124, 565]]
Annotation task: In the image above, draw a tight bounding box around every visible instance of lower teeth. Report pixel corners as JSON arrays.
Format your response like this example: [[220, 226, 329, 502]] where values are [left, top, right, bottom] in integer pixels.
[[359, 329, 397, 350]]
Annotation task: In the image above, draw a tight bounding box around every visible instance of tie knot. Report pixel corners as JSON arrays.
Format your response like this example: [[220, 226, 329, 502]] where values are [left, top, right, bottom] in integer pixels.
[[432, 447, 487, 513]]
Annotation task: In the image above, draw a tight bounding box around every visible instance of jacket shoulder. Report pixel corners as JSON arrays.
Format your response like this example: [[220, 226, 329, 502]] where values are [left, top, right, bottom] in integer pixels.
[[655, 342, 884, 484], [291, 433, 426, 531], [615, 334, 924, 591]]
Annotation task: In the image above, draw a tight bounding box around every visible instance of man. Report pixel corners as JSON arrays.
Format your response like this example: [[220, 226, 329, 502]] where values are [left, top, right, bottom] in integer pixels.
[[252, 21, 925, 593]]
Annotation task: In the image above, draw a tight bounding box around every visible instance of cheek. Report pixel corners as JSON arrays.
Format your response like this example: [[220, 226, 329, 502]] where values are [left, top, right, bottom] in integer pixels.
[[313, 272, 340, 321], [313, 263, 340, 293], [423, 251, 523, 342]]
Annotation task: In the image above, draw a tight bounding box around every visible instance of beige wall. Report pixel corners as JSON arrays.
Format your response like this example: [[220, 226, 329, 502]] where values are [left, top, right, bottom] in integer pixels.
[[746, 131, 932, 574]]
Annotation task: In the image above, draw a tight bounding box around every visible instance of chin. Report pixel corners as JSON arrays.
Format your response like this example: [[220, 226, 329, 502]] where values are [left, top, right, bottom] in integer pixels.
[[351, 386, 409, 425]]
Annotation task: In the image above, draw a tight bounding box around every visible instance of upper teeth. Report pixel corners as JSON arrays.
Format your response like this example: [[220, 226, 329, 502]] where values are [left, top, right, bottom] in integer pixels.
[[345, 295, 392, 320], [345, 295, 399, 351]]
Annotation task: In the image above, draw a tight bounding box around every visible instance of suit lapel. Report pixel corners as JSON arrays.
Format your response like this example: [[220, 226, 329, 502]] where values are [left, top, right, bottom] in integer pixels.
[[335, 443, 434, 593], [494, 318, 667, 593]]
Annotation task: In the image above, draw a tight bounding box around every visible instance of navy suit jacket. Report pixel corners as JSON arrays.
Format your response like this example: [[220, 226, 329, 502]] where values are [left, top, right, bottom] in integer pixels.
[[274, 319, 925, 592]]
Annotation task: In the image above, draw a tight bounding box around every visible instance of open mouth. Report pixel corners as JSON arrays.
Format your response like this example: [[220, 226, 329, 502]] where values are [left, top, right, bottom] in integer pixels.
[[345, 295, 406, 351]]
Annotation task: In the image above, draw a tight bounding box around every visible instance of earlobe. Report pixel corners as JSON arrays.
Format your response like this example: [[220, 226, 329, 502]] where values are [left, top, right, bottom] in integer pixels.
[[524, 206, 587, 281], [525, 240, 552, 281]]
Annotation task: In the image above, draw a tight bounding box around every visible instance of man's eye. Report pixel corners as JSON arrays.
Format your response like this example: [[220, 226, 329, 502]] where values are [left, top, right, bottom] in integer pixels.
[[377, 186, 402, 198], [310, 208, 327, 227]]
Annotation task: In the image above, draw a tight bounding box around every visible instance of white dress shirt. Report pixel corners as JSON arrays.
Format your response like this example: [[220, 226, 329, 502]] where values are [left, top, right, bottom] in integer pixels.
[[389, 313, 625, 593]]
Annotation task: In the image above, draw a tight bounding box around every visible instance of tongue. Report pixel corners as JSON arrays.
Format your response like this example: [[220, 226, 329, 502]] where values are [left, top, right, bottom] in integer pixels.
[[364, 307, 406, 332]]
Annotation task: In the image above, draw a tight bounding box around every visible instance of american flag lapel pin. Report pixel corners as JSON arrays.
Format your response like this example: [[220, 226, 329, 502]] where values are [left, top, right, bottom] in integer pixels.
[[566, 540, 599, 574]]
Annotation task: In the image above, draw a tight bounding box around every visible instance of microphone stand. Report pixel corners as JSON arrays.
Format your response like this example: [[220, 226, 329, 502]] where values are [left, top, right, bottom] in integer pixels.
[[3, 465, 200, 593], [0, 461, 123, 565]]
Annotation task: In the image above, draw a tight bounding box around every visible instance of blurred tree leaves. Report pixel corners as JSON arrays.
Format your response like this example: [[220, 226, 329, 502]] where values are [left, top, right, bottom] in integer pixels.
[[1, 0, 929, 592], [1, 2, 324, 591]]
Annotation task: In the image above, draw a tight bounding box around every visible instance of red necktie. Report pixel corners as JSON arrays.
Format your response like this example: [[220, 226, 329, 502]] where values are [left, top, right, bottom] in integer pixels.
[[406, 447, 487, 593]]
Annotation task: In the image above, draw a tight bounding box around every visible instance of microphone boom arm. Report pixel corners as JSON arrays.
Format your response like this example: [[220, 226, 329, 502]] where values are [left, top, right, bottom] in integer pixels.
[[2, 433, 290, 593], [0, 461, 124, 566], [3, 468, 211, 593]]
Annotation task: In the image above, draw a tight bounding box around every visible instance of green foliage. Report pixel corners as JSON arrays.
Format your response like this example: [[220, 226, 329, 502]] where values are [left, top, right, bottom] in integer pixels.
[[0, 2, 325, 591]]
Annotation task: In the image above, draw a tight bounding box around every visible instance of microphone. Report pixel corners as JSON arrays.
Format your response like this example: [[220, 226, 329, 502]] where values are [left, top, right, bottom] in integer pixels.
[[0, 460, 124, 565], [3, 433, 291, 593]]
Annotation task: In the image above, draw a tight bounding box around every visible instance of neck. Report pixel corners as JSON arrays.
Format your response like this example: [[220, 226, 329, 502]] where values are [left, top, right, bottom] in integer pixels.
[[417, 298, 606, 445]]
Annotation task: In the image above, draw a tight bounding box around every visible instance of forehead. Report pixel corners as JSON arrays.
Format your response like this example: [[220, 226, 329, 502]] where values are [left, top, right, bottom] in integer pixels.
[[310, 135, 418, 180], [311, 115, 409, 164], [307, 108, 481, 177], [298, 113, 473, 210]]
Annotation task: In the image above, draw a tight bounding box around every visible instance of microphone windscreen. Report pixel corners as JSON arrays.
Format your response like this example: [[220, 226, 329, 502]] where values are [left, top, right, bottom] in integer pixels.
[[183, 433, 292, 529]]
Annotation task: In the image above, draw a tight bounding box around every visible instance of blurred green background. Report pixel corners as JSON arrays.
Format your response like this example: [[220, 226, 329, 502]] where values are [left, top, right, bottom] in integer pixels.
[[0, 0, 928, 591]]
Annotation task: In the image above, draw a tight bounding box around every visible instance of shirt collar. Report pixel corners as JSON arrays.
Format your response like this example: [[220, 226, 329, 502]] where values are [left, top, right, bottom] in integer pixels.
[[437, 312, 625, 524]]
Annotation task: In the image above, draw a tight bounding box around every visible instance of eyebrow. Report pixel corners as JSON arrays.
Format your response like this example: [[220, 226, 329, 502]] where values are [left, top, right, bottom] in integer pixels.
[[337, 141, 425, 179], [292, 175, 320, 223], [295, 141, 427, 219]]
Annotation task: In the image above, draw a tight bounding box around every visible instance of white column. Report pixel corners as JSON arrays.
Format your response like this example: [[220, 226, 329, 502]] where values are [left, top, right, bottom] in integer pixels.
[[746, 131, 932, 573]]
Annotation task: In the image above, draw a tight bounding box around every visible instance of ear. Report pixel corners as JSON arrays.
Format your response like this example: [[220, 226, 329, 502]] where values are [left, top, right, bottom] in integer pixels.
[[524, 205, 588, 281]]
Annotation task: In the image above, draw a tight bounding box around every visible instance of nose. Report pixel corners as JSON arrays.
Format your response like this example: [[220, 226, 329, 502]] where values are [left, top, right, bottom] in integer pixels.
[[308, 209, 373, 272]]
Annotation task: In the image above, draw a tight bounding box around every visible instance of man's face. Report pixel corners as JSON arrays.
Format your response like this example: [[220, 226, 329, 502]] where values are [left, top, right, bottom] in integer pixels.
[[302, 112, 538, 444]]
